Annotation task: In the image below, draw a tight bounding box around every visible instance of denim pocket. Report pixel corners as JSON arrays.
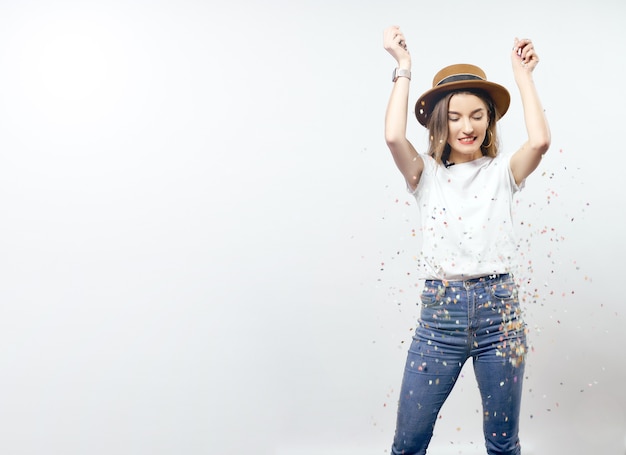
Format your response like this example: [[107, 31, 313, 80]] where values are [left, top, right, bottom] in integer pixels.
[[420, 285, 446, 306], [490, 280, 518, 301]]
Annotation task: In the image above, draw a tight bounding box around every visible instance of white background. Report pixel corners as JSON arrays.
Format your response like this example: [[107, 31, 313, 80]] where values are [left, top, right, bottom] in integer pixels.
[[0, 1, 624, 454]]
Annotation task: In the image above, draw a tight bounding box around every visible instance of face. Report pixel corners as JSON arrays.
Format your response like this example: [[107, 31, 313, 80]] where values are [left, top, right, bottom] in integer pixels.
[[446, 93, 490, 163]]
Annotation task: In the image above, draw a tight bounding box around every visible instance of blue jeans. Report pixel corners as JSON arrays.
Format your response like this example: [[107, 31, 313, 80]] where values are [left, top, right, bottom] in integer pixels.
[[391, 274, 527, 455]]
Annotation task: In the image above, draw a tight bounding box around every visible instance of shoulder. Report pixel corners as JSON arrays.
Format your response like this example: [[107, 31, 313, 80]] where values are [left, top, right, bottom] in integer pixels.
[[490, 152, 513, 173]]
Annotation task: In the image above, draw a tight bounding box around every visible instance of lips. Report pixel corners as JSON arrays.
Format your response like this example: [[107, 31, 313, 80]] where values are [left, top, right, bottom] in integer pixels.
[[458, 136, 476, 144]]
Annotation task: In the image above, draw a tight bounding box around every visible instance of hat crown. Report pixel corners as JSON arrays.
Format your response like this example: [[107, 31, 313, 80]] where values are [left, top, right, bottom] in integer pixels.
[[432, 64, 487, 88]]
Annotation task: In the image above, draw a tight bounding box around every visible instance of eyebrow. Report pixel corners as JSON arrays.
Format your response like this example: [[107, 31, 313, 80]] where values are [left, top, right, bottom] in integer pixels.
[[448, 107, 486, 115]]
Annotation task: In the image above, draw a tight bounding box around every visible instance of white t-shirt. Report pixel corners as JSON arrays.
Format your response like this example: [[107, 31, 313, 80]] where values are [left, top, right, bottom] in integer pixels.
[[410, 153, 523, 280]]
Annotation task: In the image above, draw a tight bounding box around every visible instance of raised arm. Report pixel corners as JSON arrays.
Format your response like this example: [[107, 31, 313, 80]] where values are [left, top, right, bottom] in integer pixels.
[[383, 26, 423, 191], [509, 37, 551, 185]]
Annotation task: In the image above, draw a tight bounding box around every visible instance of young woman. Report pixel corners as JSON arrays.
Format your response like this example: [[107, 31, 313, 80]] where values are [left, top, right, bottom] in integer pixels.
[[382, 25, 550, 455]]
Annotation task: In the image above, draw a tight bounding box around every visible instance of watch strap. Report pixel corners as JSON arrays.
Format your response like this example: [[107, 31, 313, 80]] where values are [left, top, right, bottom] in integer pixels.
[[392, 68, 411, 82]]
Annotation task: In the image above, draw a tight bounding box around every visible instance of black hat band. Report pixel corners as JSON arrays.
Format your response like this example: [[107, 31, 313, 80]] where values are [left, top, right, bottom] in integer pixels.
[[436, 73, 484, 86]]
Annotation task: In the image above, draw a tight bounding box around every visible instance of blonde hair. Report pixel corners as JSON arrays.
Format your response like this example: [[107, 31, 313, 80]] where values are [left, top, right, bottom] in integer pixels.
[[426, 90, 500, 166]]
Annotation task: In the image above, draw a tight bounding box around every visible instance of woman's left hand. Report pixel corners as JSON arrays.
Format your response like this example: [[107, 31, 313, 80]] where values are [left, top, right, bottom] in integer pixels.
[[511, 38, 539, 72]]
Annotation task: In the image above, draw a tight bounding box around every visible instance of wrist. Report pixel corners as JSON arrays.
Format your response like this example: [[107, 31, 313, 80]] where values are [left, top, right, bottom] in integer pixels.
[[398, 59, 411, 70], [514, 71, 535, 85]]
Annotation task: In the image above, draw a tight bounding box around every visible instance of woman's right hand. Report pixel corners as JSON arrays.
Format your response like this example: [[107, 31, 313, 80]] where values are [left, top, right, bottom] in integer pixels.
[[383, 26, 411, 67]]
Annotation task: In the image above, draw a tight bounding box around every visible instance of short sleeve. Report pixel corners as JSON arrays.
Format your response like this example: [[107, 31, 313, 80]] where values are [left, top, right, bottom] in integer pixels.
[[503, 153, 525, 193], [407, 154, 436, 196]]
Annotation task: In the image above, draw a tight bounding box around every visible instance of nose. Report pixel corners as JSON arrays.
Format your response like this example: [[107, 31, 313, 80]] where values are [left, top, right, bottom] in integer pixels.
[[462, 118, 474, 134]]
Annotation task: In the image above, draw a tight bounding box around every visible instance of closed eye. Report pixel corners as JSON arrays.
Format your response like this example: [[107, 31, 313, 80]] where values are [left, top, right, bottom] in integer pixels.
[[449, 116, 483, 122]]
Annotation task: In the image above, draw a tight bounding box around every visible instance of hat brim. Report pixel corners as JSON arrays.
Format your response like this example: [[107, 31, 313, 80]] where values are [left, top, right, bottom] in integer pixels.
[[414, 80, 510, 127]]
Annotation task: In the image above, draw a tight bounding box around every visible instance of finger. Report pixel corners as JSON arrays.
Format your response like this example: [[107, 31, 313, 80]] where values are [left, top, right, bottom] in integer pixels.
[[384, 27, 401, 49], [523, 48, 537, 60], [394, 32, 407, 49], [385, 25, 401, 38], [385, 29, 404, 47], [518, 39, 533, 52], [513, 37, 532, 53], [514, 41, 537, 64], [521, 45, 538, 63], [512, 36, 521, 52]]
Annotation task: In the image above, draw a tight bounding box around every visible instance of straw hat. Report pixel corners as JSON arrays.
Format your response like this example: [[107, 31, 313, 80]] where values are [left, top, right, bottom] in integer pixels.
[[414, 63, 510, 126]]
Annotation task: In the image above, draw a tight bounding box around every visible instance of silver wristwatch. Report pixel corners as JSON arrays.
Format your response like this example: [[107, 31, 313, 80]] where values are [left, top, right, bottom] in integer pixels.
[[392, 68, 411, 82]]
